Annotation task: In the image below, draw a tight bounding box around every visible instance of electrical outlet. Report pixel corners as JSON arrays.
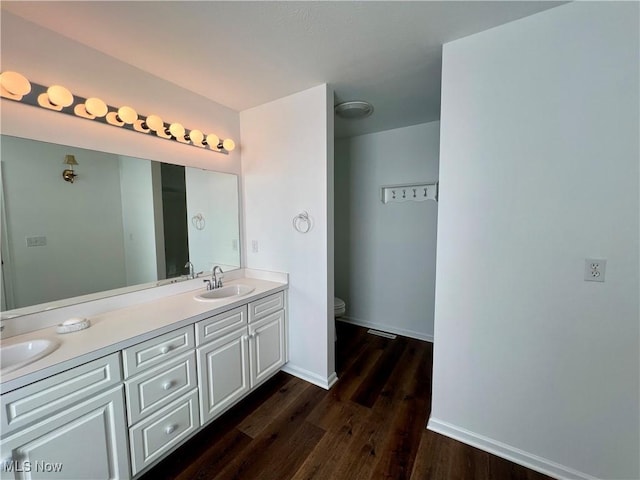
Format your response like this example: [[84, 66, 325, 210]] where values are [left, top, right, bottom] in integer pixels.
[[584, 258, 606, 282], [231, 239, 238, 251], [252, 240, 259, 253]]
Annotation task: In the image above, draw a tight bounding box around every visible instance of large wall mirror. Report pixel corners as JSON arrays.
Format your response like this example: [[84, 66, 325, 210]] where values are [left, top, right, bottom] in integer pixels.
[[0, 135, 241, 318]]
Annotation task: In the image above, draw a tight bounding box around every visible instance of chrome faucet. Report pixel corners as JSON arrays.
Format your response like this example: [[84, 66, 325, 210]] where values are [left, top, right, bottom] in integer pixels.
[[185, 261, 195, 279], [212, 265, 224, 289]]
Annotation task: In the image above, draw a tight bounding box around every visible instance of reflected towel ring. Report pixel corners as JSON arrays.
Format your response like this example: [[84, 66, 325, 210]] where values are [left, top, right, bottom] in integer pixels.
[[293, 211, 312, 233], [192, 213, 206, 230]]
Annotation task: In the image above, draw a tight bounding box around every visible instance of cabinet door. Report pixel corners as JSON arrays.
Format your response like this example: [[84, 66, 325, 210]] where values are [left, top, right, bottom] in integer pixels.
[[249, 309, 286, 389], [0, 386, 129, 480], [197, 327, 249, 426]]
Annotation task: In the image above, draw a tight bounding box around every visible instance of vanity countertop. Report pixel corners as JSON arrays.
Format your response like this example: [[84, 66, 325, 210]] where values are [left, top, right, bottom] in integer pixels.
[[0, 276, 287, 393]]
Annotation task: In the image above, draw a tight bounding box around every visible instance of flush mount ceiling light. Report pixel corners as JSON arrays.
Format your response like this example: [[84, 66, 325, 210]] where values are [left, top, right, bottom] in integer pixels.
[[335, 100, 374, 119], [0, 70, 236, 154]]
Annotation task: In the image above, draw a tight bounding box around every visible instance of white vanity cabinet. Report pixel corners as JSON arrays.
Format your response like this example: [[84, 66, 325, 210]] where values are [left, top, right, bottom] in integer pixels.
[[122, 325, 199, 477], [0, 284, 288, 480], [197, 292, 287, 426], [0, 353, 129, 479]]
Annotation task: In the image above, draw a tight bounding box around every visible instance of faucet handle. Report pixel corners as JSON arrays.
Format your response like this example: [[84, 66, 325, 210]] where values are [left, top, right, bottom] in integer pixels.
[[203, 279, 213, 291]]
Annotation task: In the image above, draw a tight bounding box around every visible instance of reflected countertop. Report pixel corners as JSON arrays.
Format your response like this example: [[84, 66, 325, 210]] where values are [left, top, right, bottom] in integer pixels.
[[0, 275, 287, 393]]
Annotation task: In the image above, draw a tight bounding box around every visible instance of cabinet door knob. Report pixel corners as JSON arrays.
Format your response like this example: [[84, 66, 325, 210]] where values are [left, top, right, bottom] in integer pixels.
[[164, 424, 178, 435], [162, 381, 173, 390], [160, 345, 172, 354]]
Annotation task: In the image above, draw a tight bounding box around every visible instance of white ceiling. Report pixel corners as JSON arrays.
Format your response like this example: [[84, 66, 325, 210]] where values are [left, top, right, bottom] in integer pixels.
[[2, 1, 564, 138]]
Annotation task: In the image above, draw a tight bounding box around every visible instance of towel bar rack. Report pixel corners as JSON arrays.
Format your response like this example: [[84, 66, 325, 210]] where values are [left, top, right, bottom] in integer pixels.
[[381, 182, 438, 204]]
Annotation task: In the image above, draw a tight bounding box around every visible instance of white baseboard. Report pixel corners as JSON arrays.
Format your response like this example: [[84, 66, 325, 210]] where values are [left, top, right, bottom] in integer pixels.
[[427, 417, 598, 480], [337, 316, 434, 343], [281, 363, 338, 390], [326, 372, 339, 389]]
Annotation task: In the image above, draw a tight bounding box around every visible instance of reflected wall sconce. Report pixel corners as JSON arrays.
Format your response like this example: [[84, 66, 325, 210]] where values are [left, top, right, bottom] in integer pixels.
[[0, 71, 236, 155], [63, 154, 78, 183]]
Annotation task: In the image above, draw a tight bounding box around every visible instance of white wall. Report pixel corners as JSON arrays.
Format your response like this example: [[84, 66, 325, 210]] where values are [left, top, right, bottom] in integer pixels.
[[334, 122, 439, 341], [240, 84, 335, 388], [0, 12, 240, 175], [429, 3, 639, 480], [118, 155, 158, 286], [1, 136, 127, 308]]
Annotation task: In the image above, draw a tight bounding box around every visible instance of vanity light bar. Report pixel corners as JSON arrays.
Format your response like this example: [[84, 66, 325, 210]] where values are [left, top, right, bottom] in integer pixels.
[[0, 71, 236, 154]]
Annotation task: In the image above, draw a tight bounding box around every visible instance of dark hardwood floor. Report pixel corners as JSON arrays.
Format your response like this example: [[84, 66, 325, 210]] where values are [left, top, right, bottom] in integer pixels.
[[142, 322, 552, 480]]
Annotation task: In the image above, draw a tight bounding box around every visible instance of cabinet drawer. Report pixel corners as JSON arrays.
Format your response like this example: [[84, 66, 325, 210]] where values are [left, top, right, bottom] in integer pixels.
[[122, 325, 194, 378], [125, 351, 197, 426], [249, 291, 284, 323], [129, 390, 199, 475], [1, 353, 122, 437], [196, 306, 247, 346]]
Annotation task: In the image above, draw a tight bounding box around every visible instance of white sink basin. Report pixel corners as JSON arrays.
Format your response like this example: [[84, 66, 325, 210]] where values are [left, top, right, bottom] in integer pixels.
[[194, 284, 255, 302], [1, 339, 60, 374]]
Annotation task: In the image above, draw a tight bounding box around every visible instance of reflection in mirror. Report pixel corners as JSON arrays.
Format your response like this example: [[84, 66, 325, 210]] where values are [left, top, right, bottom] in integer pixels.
[[0, 135, 240, 317]]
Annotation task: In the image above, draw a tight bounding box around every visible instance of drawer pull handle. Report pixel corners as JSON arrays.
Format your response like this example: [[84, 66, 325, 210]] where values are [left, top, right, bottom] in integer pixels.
[[165, 424, 178, 435], [162, 381, 174, 390], [160, 345, 173, 354]]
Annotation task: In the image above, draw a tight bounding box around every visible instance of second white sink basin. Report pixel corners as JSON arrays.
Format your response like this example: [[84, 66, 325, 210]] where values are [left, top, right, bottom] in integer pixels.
[[1, 339, 60, 374], [194, 284, 255, 302]]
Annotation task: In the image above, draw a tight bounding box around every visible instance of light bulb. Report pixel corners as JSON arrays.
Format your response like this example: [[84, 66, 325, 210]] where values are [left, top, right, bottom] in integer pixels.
[[144, 114, 164, 132], [47, 85, 73, 107], [168, 122, 185, 138], [205, 134, 219, 148], [85, 97, 108, 117], [117, 106, 137, 124], [188, 129, 204, 145], [222, 139, 236, 151], [0, 71, 31, 99]]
